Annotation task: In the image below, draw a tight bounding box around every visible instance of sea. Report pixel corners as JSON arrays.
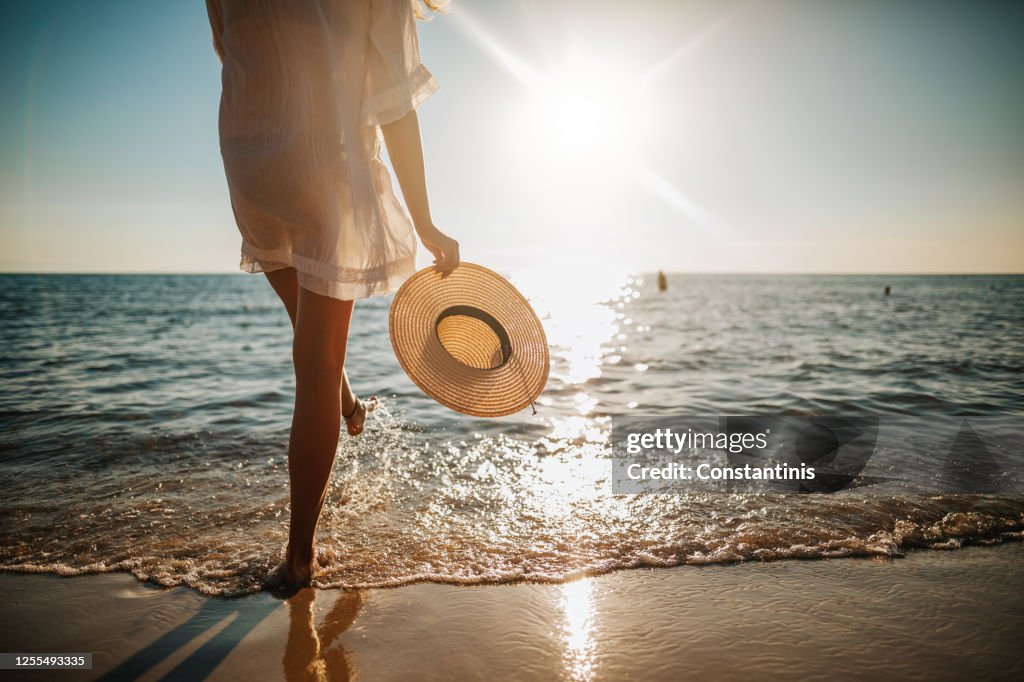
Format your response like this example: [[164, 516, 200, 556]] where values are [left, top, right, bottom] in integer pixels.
[[1, 272, 1022, 596]]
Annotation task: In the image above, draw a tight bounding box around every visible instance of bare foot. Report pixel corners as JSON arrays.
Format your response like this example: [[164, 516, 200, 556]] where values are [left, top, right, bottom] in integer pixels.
[[284, 546, 314, 586], [343, 396, 377, 437]]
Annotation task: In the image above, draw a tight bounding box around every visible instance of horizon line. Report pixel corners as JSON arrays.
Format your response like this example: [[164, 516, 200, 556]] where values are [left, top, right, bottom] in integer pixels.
[[0, 269, 1020, 277]]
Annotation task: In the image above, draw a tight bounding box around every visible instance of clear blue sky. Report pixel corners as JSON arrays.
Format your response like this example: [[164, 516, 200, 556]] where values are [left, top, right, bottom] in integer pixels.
[[1, 0, 1022, 273]]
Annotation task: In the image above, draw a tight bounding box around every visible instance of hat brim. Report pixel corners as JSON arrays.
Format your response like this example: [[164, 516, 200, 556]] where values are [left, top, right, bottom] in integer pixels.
[[389, 263, 549, 417]]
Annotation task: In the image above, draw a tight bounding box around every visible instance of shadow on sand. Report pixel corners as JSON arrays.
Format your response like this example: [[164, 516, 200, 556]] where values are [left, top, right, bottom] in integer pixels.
[[98, 587, 362, 681]]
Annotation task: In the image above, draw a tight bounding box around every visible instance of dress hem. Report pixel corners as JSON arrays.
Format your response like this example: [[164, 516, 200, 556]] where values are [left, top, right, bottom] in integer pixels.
[[239, 243, 415, 300]]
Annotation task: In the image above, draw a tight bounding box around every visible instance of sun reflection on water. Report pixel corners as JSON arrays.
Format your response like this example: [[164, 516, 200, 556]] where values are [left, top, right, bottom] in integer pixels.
[[512, 267, 634, 388], [507, 267, 637, 515], [561, 578, 597, 681], [543, 415, 608, 445]]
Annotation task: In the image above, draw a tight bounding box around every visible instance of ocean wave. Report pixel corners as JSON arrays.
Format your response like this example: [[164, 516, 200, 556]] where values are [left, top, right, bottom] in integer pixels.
[[1, 507, 1021, 597]]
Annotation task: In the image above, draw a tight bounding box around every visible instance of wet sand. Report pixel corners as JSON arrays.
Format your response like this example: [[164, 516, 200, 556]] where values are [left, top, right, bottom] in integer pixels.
[[1, 543, 1022, 681]]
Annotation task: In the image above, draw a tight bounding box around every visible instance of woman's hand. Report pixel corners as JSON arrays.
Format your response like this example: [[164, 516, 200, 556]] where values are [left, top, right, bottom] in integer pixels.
[[418, 225, 460, 274]]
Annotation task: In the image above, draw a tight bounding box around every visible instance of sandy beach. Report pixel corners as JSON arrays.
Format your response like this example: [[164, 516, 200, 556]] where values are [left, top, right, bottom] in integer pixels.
[[1, 543, 1021, 681]]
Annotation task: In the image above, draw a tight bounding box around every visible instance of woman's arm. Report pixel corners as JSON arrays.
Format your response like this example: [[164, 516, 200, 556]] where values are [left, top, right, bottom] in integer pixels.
[[381, 110, 460, 273]]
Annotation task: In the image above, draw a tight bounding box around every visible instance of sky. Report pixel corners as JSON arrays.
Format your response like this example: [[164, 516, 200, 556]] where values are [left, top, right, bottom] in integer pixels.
[[1, 0, 1022, 274]]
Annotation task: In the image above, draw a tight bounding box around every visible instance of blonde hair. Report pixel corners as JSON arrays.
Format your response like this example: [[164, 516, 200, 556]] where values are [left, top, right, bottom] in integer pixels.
[[413, 0, 449, 20]]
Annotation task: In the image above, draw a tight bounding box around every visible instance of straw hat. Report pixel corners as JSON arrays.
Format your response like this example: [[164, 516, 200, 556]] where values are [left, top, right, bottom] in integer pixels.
[[389, 263, 549, 417]]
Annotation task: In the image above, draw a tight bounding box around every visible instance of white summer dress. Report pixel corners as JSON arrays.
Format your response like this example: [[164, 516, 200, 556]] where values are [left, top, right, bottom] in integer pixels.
[[206, 0, 438, 299]]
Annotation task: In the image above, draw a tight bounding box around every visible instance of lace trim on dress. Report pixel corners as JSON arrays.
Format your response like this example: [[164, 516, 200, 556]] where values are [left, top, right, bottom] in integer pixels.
[[240, 243, 416, 300]]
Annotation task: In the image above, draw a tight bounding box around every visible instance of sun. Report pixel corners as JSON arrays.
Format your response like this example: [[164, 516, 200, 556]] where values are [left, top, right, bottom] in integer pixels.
[[451, 6, 726, 236], [507, 52, 652, 185]]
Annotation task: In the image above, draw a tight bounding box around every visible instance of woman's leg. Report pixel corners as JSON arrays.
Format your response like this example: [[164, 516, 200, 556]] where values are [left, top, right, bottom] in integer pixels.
[[265, 269, 359, 417], [284, 285, 354, 584], [265, 268, 300, 327]]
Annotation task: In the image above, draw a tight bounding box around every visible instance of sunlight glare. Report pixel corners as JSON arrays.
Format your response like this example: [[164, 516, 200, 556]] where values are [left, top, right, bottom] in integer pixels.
[[509, 51, 651, 185], [513, 267, 630, 386], [561, 579, 597, 681], [450, 8, 730, 238], [449, 7, 538, 86]]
